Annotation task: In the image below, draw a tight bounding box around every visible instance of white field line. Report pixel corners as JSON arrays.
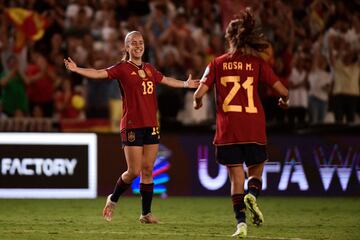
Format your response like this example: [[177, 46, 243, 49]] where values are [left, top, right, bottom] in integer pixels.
[[1, 229, 311, 240]]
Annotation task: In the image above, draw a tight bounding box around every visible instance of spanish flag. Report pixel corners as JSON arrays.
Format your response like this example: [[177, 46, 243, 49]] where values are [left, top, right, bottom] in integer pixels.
[[5, 8, 47, 52]]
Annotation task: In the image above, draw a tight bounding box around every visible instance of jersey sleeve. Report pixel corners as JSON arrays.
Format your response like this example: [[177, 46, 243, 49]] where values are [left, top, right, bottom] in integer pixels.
[[260, 61, 279, 86], [200, 60, 215, 88], [106, 62, 122, 80]]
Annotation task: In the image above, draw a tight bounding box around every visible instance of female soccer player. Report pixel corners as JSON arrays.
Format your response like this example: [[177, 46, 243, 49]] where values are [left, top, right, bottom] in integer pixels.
[[193, 9, 289, 238], [64, 31, 199, 223]]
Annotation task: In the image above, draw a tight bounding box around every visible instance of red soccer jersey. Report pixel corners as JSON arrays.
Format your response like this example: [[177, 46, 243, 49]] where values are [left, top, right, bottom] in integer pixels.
[[201, 52, 279, 145], [106, 61, 163, 131]]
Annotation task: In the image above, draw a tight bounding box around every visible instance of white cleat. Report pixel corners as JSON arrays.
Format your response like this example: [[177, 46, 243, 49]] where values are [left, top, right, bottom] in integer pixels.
[[244, 193, 264, 226], [103, 194, 116, 222], [232, 222, 247, 238], [139, 213, 160, 224]]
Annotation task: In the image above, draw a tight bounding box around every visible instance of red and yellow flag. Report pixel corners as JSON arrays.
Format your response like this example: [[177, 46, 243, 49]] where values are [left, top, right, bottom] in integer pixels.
[[5, 8, 48, 52]]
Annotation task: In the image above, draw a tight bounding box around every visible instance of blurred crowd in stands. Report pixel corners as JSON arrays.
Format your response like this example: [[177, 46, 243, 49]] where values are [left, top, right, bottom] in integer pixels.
[[0, 0, 359, 132]]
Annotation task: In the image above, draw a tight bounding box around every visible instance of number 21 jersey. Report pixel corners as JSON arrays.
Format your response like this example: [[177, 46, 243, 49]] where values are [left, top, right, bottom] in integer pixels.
[[201, 52, 279, 145]]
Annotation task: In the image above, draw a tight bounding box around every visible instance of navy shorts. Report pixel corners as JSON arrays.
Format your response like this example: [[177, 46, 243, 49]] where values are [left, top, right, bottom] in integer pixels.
[[216, 144, 267, 167], [121, 127, 160, 146]]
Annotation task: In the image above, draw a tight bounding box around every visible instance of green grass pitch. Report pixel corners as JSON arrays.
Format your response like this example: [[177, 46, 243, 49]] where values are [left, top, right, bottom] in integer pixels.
[[0, 197, 359, 240]]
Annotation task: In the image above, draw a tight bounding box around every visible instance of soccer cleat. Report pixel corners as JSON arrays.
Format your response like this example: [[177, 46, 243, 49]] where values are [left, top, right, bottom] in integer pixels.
[[139, 213, 159, 224], [103, 194, 116, 222], [244, 193, 264, 226], [232, 222, 247, 238]]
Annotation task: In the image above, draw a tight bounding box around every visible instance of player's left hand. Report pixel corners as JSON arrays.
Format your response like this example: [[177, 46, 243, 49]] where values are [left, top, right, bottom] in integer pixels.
[[64, 57, 78, 72], [193, 99, 203, 109], [186, 74, 200, 88], [278, 97, 289, 109]]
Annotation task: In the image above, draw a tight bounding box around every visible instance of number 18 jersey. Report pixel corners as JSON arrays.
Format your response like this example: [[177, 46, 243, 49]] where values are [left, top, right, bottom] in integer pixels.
[[106, 61, 163, 132], [201, 52, 279, 145]]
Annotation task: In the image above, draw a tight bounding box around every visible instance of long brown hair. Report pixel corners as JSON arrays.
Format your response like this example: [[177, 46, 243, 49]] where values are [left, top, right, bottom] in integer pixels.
[[225, 8, 268, 55]]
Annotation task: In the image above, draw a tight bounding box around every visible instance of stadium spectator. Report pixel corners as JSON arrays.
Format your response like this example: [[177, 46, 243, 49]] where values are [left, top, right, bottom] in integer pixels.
[[0, 0, 359, 128], [54, 77, 85, 120], [262, 57, 290, 125], [65, 0, 93, 27], [65, 35, 89, 70], [159, 12, 194, 69], [345, 14, 360, 52], [146, 2, 171, 40], [307, 40, 332, 124], [288, 53, 310, 127], [64, 31, 199, 223], [322, 16, 349, 63], [0, 55, 29, 117], [0, 101, 7, 120], [205, 34, 225, 62], [114, 0, 130, 23], [83, 42, 115, 119], [49, 33, 66, 64], [193, 9, 289, 238], [328, 35, 360, 124], [34, 0, 65, 48], [157, 46, 186, 124], [24, 51, 56, 118]]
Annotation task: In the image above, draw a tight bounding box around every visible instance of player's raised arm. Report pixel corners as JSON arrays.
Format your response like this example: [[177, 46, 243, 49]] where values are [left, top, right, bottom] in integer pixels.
[[161, 74, 200, 88], [64, 57, 108, 79], [193, 83, 209, 110], [272, 81, 289, 109]]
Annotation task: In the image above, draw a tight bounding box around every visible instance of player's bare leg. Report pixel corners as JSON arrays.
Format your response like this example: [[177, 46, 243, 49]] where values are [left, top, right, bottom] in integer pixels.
[[139, 144, 159, 224], [103, 146, 142, 222], [228, 165, 247, 238]]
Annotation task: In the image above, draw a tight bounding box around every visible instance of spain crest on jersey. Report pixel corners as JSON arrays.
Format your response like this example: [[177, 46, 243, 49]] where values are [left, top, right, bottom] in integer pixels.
[[127, 131, 135, 142], [138, 69, 146, 78]]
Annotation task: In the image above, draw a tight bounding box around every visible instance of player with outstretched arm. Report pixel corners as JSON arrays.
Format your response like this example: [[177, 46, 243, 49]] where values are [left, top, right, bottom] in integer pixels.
[[64, 31, 199, 224], [193, 9, 289, 238]]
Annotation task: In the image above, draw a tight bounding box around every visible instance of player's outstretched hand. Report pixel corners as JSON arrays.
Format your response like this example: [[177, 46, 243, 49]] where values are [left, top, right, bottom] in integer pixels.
[[278, 97, 289, 109], [64, 57, 77, 72], [193, 99, 203, 110], [185, 74, 200, 88]]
